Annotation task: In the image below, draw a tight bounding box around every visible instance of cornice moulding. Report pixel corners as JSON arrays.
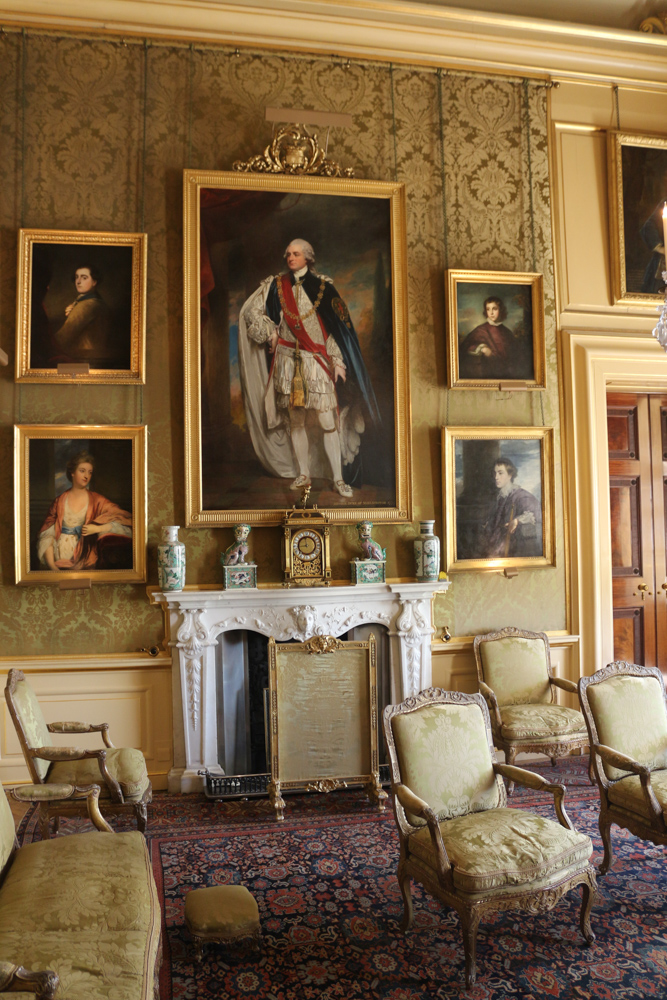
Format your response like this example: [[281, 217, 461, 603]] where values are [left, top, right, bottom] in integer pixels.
[[0, 0, 666, 85]]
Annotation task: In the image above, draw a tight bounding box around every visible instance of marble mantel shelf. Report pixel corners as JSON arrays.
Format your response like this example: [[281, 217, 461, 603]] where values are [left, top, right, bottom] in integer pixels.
[[155, 579, 449, 792]]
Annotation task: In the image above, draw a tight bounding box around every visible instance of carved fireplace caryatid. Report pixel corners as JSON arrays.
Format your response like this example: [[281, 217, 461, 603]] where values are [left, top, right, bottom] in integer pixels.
[[155, 580, 449, 792]]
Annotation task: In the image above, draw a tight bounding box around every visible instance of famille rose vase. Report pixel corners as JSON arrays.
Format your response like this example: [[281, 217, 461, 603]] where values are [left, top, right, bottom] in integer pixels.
[[413, 520, 441, 582], [158, 525, 186, 592]]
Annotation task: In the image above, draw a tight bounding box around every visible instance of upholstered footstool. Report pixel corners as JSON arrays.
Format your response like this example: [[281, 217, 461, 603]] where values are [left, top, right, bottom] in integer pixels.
[[184, 886, 261, 961]]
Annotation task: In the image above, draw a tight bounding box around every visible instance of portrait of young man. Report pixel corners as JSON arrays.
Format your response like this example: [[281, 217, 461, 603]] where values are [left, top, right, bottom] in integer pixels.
[[455, 281, 535, 383]]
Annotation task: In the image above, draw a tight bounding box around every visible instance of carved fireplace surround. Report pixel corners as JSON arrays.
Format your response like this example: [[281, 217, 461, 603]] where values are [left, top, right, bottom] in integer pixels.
[[156, 580, 450, 792]]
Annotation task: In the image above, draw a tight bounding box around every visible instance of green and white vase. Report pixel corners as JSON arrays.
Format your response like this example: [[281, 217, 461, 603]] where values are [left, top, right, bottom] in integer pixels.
[[158, 525, 186, 592], [414, 520, 440, 582]]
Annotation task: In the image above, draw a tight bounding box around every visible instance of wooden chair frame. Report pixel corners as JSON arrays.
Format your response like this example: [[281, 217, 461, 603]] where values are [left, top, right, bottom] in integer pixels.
[[474, 626, 589, 792], [383, 688, 597, 989], [579, 660, 667, 874], [5, 669, 151, 835]]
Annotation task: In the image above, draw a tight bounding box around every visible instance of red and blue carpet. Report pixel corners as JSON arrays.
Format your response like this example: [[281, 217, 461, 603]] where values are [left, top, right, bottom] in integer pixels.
[[18, 758, 667, 999]]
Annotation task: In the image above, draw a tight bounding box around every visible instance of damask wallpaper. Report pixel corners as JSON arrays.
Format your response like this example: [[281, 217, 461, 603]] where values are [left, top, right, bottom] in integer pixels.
[[0, 34, 564, 655]]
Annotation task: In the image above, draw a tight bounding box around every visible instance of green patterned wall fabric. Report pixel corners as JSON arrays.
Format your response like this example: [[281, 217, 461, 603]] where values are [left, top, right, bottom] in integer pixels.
[[0, 36, 565, 656]]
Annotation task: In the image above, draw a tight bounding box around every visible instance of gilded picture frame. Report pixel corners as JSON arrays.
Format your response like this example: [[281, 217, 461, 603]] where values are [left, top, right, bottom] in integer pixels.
[[266, 634, 384, 820], [442, 426, 555, 572], [14, 424, 147, 585], [446, 269, 545, 390], [183, 169, 411, 526], [608, 130, 667, 306], [15, 229, 147, 384]]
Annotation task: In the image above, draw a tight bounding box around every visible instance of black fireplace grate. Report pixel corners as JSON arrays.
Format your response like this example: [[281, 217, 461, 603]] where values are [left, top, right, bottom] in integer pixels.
[[199, 764, 391, 800]]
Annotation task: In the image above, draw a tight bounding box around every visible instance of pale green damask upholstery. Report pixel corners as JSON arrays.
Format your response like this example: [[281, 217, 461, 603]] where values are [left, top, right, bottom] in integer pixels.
[[391, 702, 500, 825], [500, 704, 584, 740], [409, 807, 591, 895], [383, 689, 597, 987], [474, 628, 588, 793], [0, 780, 161, 1000], [10, 676, 51, 780], [607, 770, 667, 820], [0, 778, 16, 874], [50, 748, 150, 801], [586, 674, 667, 781], [480, 636, 551, 706]]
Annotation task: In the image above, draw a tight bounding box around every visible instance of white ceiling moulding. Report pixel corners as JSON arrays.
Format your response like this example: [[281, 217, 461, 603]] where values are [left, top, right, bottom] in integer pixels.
[[0, 0, 666, 85]]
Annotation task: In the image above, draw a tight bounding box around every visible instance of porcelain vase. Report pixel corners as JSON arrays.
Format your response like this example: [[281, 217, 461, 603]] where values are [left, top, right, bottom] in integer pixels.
[[414, 520, 440, 582], [158, 525, 186, 592]]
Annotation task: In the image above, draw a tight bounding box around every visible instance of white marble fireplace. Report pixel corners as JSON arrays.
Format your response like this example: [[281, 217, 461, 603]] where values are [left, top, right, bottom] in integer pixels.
[[156, 580, 449, 792]]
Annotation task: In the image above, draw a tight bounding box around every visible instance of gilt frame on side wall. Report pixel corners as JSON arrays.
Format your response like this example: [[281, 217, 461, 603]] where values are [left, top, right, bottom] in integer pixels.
[[183, 169, 411, 526], [15, 229, 147, 384], [608, 130, 667, 306], [14, 424, 147, 585], [442, 425, 555, 572]]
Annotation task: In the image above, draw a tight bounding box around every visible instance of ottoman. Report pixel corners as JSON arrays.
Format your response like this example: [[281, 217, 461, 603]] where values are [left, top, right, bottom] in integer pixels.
[[184, 885, 261, 961]]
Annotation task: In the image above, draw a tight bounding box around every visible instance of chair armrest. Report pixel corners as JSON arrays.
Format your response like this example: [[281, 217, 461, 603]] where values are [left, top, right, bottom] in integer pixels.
[[550, 676, 578, 695], [478, 681, 503, 731], [29, 747, 124, 804], [11, 783, 114, 833], [47, 722, 115, 748], [394, 784, 451, 878], [494, 762, 574, 830], [595, 745, 664, 826], [595, 744, 649, 775], [0, 962, 58, 998]]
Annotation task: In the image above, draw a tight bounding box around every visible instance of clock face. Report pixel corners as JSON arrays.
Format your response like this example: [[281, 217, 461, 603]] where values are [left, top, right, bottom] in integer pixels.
[[293, 529, 322, 562]]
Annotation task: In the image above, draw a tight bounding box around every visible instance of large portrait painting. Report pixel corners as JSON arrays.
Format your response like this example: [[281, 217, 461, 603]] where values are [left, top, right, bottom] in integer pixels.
[[608, 131, 667, 305], [14, 425, 147, 584], [183, 170, 411, 525], [15, 229, 147, 383], [442, 426, 555, 572], [446, 270, 545, 389]]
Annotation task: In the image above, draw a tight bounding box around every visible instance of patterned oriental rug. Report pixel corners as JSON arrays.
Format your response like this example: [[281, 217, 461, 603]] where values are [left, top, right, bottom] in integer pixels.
[[17, 758, 667, 1000]]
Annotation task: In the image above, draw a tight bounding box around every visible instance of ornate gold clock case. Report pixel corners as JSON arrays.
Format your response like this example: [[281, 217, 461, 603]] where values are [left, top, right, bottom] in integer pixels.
[[282, 508, 331, 587]]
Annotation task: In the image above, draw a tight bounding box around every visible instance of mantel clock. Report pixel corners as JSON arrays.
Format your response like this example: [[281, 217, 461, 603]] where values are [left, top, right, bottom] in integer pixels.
[[282, 508, 331, 587]]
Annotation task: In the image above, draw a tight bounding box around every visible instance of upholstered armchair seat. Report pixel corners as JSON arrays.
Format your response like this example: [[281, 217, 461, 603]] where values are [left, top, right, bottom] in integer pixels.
[[408, 807, 592, 894], [499, 704, 585, 740], [474, 628, 588, 793], [383, 689, 597, 987], [5, 669, 152, 836], [579, 661, 667, 875], [49, 747, 150, 801], [607, 771, 667, 819]]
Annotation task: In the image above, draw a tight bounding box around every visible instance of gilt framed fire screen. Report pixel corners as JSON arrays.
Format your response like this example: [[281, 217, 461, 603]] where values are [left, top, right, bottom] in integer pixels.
[[183, 170, 411, 526], [267, 634, 385, 821]]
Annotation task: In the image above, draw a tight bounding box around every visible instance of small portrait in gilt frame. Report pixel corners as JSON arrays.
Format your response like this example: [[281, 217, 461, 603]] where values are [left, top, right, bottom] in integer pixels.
[[15, 229, 147, 384], [446, 270, 545, 390], [14, 425, 147, 585], [608, 130, 667, 305], [183, 170, 411, 526], [442, 426, 554, 572]]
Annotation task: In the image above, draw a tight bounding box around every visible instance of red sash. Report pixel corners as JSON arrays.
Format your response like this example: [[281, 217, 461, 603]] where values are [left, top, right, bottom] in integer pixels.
[[278, 275, 332, 381]]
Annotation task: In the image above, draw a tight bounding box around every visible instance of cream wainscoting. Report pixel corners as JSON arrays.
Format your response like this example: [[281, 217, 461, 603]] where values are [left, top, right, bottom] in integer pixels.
[[432, 633, 581, 709], [0, 654, 173, 788]]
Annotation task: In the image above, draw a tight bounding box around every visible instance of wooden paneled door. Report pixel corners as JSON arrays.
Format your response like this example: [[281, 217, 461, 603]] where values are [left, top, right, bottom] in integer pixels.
[[608, 392, 667, 668]]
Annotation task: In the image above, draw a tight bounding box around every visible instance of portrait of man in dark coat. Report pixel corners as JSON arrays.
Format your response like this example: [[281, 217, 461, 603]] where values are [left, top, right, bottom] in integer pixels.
[[483, 456, 542, 558]]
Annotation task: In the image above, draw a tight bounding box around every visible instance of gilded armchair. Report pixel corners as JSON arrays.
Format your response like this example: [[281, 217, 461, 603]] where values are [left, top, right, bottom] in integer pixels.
[[383, 688, 597, 988], [579, 660, 667, 874], [5, 669, 152, 835], [474, 627, 588, 792]]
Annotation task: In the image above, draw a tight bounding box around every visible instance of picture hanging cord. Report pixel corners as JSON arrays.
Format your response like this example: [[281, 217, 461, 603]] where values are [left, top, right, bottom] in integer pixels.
[[389, 63, 398, 183], [540, 388, 545, 427], [438, 68, 451, 431], [613, 84, 621, 130], [523, 78, 537, 274], [187, 43, 195, 168], [139, 40, 149, 234], [20, 27, 26, 229]]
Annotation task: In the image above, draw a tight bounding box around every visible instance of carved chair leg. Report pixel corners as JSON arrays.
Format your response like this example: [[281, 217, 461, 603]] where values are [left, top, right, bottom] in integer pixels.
[[192, 934, 204, 962], [550, 756, 558, 767], [136, 801, 148, 834], [579, 873, 597, 944], [397, 862, 414, 933], [460, 907, 481, 989], [505, 747, 517, 796], [598, 814, 614, 875], [39, 807, 50, 841], [52, 815, 60, 834]]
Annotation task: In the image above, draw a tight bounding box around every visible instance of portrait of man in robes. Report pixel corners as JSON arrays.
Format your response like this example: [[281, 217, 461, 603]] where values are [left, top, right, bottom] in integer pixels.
[[238, 238, 380, 500]]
